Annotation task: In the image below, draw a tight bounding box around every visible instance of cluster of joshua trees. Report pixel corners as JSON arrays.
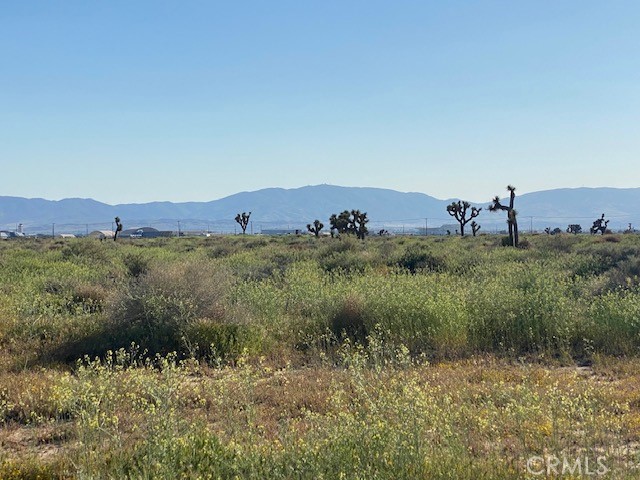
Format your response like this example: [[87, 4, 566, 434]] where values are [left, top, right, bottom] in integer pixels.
[[109, 186, 624, 245], [441, 185, 520, 246], [234, 210, 369, 238], [110, 188, 621, 247], [223, 186, 622, 248], [110, 200, 618, 246], [440, 185, 618, 247]]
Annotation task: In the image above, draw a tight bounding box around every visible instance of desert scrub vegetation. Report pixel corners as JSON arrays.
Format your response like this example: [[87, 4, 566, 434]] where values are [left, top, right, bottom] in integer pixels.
[[2, 351, 640, 478], [2, 234, 640, 477]]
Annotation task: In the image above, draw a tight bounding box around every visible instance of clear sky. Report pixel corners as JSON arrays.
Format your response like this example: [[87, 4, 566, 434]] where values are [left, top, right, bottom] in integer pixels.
[[1, 1, 639, 204]]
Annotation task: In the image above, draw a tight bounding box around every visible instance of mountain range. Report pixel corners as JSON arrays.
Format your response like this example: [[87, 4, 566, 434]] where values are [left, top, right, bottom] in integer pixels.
[[1, 185, 639, 234]]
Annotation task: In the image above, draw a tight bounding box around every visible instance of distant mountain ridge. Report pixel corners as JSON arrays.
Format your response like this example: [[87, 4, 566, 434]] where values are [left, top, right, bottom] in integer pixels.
[[1, 185, 639, 233]]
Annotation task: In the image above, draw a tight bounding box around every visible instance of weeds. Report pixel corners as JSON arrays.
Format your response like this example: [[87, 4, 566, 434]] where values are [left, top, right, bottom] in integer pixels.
[[2, 235, 640, 477]]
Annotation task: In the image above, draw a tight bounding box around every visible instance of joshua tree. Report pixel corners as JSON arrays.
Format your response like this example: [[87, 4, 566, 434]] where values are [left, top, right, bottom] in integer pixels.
[[567, 224, 582, 235], [235, 212, 251, 234], [307, 219, 324, 237], [489, 185, 519, 247], [446, 200, 481, 237], [329, 209, 369, 240], [471, 221, 481, 237], [351, 210, 369, 240], [114, 217, 123, 241], [590, 214, 609, 235], [329, 211, 350, 237], [378, 229, 389, 236]]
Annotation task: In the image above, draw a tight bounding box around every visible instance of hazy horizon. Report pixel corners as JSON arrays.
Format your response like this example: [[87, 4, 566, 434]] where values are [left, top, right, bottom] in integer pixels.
[[2, 183, 639, 207]]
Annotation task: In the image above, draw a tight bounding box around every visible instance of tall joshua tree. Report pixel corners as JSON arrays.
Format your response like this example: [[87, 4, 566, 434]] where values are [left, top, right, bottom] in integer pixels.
[[590, 214, 609, 235], [350, 209, 369, 240], [235, 212, 251, 234], [489, 185, 519, 247], [446, 201, 481, 236], [307, 219, 324, 237], [114, 217, 123, 241]]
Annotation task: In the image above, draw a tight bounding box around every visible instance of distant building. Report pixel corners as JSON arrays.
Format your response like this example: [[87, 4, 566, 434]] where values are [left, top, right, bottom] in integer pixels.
[[121, 227, 173, 238], [424, 224, 460, 236], [89, 230, 115, 240], [261, 229, 302, 236], [0, 230, 26, 239]]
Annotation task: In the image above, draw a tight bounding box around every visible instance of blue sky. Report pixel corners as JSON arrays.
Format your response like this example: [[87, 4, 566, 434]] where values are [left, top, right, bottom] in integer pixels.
[[1, 1, 639, 204]]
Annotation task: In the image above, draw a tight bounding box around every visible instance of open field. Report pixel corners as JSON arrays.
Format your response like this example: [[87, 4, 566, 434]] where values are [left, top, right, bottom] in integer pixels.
[[1, 234, 640, 478]]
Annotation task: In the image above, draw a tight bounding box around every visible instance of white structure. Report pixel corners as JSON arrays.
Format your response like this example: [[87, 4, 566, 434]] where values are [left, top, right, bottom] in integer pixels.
[[89, 230, 115, 240]]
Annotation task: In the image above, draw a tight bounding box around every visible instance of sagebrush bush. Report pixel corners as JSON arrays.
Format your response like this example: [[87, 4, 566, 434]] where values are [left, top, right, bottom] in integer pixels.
[[319, 250, 376, 273], [71, 283, 108, 313], [60, 239, 112, 265], [330, 294, 370, 344], [396, 244, 445, 273], [104, 260, 234, 356], [182, 315, 260, 362], [122, 251, 150, 277]]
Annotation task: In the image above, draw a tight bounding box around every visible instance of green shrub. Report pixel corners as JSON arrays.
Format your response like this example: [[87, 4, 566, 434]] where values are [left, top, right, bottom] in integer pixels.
[[319, 251, 375, 274], [71, 283, 108, 314], [60, 239, 112, 264], [573, 243, 637, 277], [586, 290, 640, 355], [396, 244, 444, 273], [122, 252, 150, 277], [604, 255, 640, 291], [329, 295, 370, 344], [362, 273, 470, 357], [182, 317, 259, 362], [467, 263, 577, 356]]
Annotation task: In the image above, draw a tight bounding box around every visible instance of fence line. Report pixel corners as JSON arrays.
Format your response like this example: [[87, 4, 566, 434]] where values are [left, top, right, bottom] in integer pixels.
[[2, 212, 638, 237]]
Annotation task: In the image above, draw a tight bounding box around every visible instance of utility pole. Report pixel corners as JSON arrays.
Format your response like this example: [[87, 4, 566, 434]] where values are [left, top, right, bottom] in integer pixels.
[[177, 220, 181, 237], [52, 223, 55, 238], [250, 221, 253, 235], [425, 218, 428, 236]]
